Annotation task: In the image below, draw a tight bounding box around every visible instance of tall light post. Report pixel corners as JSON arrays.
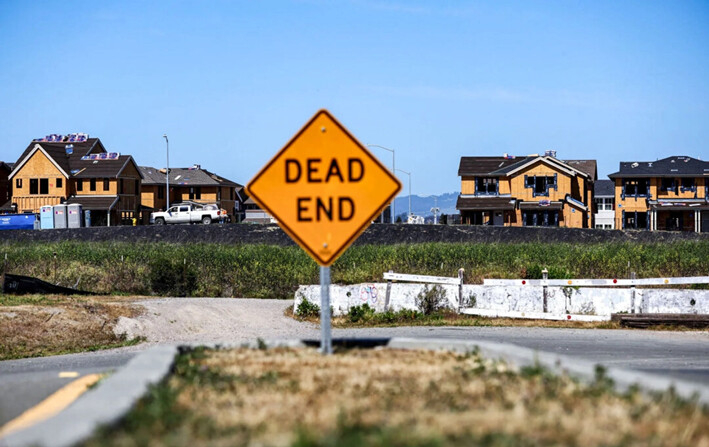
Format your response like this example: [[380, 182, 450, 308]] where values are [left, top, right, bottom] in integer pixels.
[[163, 134, 170, 210], [396, 168, 411, 221], [366, 144, 395, 222]]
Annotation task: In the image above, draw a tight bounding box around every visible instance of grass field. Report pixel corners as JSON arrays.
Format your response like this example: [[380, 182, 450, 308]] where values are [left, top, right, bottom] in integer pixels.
[[82, 347, 709, 447], [1, 240, 707, 298]]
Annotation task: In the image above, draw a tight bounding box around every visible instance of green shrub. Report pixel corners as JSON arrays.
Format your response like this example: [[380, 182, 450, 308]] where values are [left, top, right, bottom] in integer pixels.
[[148, 259, 197, 297], [415, 285, 447, 315], [296, 298, 320, 318], [348, 303, 375, 323]]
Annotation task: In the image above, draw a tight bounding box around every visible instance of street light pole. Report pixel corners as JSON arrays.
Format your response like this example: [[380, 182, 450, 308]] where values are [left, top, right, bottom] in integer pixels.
[[396, 168, 411, 221], [366, 144, 395, 222], [163, 134, 170, 210]]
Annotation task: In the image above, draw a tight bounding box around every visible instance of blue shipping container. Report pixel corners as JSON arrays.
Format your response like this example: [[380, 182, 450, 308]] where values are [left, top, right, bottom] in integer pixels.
[[0, 214, 37, 230]]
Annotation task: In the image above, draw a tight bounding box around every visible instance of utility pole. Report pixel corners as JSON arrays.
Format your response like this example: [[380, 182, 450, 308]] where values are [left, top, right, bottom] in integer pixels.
[[163, 134, 170, 210]]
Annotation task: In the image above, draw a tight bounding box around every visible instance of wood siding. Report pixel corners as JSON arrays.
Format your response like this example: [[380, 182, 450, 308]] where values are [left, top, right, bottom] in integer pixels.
[[614, 177, 707, 229], [11, 150, 68, 213], [510, 162, 571, 202]]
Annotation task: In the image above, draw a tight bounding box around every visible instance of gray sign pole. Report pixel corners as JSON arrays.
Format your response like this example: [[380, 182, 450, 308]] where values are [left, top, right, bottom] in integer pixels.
[[320, 266, 333, 355]]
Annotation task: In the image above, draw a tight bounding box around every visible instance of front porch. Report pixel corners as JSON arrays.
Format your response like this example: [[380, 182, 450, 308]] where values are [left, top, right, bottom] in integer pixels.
[[456, 196, 516, 226], [648, 200, 709, 232]]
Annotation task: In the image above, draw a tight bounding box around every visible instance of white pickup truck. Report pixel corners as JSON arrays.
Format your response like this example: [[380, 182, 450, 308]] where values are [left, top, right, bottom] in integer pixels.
[[150, 203, 224, 225]]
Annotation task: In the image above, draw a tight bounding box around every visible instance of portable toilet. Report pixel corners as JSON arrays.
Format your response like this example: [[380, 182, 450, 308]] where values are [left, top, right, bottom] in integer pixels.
[[40, 205, 54, 229], [53, 204, 68, 229], [84, 209, 92, 227], [67, 204, 83, 228]]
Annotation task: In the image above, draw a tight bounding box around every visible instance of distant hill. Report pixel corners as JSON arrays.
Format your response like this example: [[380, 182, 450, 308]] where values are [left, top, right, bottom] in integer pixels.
[[392, 192, 459, 219]]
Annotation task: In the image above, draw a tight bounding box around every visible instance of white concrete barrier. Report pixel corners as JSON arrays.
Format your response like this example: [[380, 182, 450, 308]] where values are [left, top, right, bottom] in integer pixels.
[[294, 283, 709, 317]]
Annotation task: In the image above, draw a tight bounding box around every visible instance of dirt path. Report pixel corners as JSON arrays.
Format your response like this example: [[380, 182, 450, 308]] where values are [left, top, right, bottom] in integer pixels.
[[114, 298, 317, 344]]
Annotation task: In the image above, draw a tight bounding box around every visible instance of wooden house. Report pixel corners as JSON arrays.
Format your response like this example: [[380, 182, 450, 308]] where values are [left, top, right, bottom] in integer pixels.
[[608, 156, 709, 232], [140, 165, 243, 222], [456, 153, 597, 228], [8, 135, 142, 226]]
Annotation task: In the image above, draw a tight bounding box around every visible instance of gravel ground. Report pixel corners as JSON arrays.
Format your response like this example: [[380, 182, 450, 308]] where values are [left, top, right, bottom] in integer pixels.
[[114, 298, 318, 344]]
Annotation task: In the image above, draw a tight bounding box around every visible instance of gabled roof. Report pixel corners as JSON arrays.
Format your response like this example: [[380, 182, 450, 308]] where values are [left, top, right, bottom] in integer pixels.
[[608, 156, 709, 178], [564, 160, 597, 181], [140, 166, 241, 188], [594, 179, 614, 197], [72, 155, 142, 179], [459, 155, 594, 179], [458, 157, 524, 176], [0, 162, 13, 173], [10, 144, 71, 179], [9, 138, 141, 180]]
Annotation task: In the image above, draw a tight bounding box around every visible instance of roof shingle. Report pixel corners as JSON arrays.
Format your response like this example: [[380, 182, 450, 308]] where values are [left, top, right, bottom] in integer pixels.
[[608, 156, 709, 178], [140, 166, 241, 187]]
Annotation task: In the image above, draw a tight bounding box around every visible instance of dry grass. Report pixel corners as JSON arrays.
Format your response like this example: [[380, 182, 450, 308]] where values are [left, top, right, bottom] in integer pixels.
[[287, 306, 709, 331], [286, 306, 622, 330], [85, 347, 709, 447], [0, 294, 145, 360]]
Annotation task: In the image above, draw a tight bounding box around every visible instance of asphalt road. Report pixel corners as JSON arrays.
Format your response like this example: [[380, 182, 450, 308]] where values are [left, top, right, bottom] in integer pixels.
[[0, 349, 139, 427], [2, 299, 708, 429]]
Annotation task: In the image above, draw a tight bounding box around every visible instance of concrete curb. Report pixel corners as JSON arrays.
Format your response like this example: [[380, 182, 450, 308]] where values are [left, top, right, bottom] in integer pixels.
[[1, 345, 178, 447], [5, 337, 709, 446], [387, 337, 709, 406]]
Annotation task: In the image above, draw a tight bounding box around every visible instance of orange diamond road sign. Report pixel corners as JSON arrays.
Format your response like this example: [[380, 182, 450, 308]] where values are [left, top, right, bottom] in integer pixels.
[[246, 110, 402, 266]]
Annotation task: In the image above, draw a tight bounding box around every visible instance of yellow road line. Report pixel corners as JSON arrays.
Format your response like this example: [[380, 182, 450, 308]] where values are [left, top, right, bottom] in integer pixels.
[[0, 373, 102, 438], [58, 371, 79, 378]]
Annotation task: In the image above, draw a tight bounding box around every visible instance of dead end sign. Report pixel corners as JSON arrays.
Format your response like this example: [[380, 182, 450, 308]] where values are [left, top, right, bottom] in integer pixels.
[[246, 109, 402, 266]]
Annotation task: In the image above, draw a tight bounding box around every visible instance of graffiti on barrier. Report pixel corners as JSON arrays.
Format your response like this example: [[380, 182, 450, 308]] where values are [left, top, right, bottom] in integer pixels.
[[360, 283, 378, 304]]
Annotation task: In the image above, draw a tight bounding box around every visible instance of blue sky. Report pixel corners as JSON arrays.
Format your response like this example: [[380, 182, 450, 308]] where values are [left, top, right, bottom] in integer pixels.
[[1, 0, 708, 196]]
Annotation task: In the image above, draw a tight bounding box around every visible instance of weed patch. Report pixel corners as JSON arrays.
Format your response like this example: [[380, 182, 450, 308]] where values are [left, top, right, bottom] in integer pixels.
[[295, 298, 320, 318], [83, 347, 709, 447]]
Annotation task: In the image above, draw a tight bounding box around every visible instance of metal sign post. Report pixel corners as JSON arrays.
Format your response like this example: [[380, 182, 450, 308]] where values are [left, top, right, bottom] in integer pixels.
[[320, 266, 332, 354], [245, 110, 401, 356]]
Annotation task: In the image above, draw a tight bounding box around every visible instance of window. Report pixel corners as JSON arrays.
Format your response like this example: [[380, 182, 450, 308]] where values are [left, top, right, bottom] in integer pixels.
[[623, 211, 648, 230], [681, 178, 695, 192], [120, 179, 124, 194], [189, 187, 201, 200], [90, 178, 96, 191], [135, 180, 139, 195], [524, 175, 556, 197], [56, 178, 63, 188], [104, 179, 110, 191], [77, 180, 83, 192], [623, 179, 649, 198], [40, 178, 48, 195], [157, 186, 164, 199], [29, 179, 38, 195], [522, 211, 559, 227], [595, 198, 613, 211], [660, 178, 677, 193], [476, 177, 498, 194], [15, 178, 22, 189]]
